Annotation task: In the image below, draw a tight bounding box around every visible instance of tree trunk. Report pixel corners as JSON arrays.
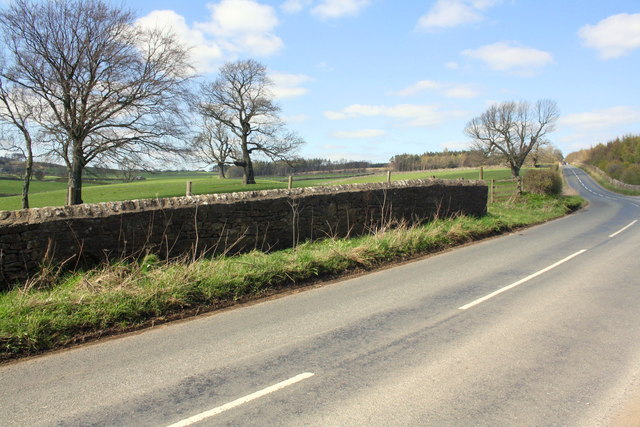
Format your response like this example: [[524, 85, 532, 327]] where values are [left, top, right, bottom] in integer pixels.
[[510, 164, 523, 195], [20, 133, 33, 209], [240, 138, 256, 185], [68, 142, 84, 205], [510, 164, 521, 178], [217, 162, 226, 179]]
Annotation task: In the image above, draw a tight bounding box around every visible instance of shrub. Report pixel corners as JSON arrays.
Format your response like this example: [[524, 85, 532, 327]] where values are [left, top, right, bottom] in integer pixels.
[[606, 161, 624, 180], [524, 169, 562, 196], [621, 164, 640, 185]]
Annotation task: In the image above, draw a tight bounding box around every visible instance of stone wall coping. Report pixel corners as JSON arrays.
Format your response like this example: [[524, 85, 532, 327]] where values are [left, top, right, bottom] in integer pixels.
[[0, 178, 485, 226]]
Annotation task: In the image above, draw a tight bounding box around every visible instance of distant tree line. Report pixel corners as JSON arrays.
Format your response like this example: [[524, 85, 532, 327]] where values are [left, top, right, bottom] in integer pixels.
[[389, 150, 502, 172], [224, 158, 379, 178], [0, 155, 49, 180], [566, 135, 640, 185]]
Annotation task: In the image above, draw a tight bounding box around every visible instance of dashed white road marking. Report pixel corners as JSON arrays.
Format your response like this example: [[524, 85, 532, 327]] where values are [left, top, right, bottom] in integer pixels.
[[166, 372, 315, 427], [567, 167, 639, 204], [609, 220, 638, 238], [459, 249, 588, 310]]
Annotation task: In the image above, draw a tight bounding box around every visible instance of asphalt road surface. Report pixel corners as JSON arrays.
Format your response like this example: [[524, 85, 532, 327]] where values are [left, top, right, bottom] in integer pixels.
[[2, 165, 639, 426]]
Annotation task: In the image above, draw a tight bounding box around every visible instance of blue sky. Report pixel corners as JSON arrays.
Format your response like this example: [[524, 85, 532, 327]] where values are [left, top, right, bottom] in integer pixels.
[[131, 0, 640, 163]]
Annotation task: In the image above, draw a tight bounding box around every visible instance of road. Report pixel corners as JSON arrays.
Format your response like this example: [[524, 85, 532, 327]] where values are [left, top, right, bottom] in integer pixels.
[[1, 165, 639, 426]]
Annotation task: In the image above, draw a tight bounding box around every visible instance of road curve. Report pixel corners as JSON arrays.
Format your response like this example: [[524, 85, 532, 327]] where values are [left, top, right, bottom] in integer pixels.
[[1, 165, 639, 426]]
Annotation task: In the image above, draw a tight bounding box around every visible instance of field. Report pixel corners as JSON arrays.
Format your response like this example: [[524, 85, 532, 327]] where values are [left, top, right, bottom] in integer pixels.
[[0, 168, 518, 211]]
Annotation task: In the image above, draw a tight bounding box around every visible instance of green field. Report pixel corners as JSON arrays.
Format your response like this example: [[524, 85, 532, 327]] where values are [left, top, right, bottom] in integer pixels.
[[341, 168, 514, 184], [0, 168, 517, 211], [0, 179, 76, 196]]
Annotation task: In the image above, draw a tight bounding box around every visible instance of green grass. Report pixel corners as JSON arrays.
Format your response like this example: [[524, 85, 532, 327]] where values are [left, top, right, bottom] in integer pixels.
[[0, 168, 518, 211], [0, 176, 291, 210], [0, 193, 584, 360], [0, 179, 76, 196], [339, 168, 515, 184]]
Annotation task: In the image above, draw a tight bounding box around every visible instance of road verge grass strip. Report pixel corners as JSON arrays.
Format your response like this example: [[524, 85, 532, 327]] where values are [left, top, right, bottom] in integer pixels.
[[0, 194, 584, 361]]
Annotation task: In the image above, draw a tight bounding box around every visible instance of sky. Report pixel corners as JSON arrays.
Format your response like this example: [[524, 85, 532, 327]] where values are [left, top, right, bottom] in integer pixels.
[[102, 1, 640, 162]]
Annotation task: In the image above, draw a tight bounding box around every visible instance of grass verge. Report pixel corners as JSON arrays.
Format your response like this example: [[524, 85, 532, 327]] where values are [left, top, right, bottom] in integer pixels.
[[0, 194, 584, 361], [576, 166, 640, 196]]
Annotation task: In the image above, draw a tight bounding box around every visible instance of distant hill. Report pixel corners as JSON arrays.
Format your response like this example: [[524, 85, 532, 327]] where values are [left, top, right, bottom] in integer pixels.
[[566, 135, 640, 185]]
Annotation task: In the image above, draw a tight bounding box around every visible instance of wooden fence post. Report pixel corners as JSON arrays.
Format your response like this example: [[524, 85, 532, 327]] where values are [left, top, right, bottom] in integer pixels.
[[186, 181, 192, 196], [288, 175, 293, 189], [489, 179, 494, 204], [387, 170, 391, 183], [479, 166, 484, 180]]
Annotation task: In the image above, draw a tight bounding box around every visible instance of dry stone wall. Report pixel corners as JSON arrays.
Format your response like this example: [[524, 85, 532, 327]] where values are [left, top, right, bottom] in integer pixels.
[[0, 179, 487, 289], [575, 162, 640, 191]]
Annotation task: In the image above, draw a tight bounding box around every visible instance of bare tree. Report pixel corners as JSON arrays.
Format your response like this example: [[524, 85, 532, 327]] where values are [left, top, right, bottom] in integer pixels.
[[531, 142, 564, 167], [191, 115, 236, 179], [465, 100, 559, 178], [0, 75, 38, 208], [199, 59, 303, 184], [0, 0, 193, 205], [117, 157, 141, 183]]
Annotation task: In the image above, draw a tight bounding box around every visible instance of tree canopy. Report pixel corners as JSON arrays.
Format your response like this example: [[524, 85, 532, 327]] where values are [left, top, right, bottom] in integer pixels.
[[464, 100, 559, 178], [198, 59, 303, 184], [0, 0, 193, 204]]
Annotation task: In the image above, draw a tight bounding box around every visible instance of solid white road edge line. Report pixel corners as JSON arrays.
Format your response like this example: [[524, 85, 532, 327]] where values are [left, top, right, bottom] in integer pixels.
[[166, 372, 315, 427], [609, 220, 638, 238], [458, 249, 588, 310]]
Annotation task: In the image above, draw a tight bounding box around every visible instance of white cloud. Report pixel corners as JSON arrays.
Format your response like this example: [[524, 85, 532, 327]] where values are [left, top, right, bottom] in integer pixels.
[[390, 80, 479, 99], [417, 0, 499, 31], [389, 80, 441, 96], [317, 61, 335, 72], [136, 10, 225, 73], [198, 0, 279, 35], [579, 13, 640, 59], [325, 110, 348, 120], [560, 106, 640, 131], [325, 104, 462, 127], [440, 140, 471, 151], [281, 0, 310, 14], [137, 1, 284, 72], [462, 42, 553, 75], [332, 129, 386, 139], [445, 61, 461, 70], [196, 0, 283, 57], [558, 106, 640, 149], [269, 73, 314, 99], [443, 85, 479, 99], [312, 0, 371, 20], [282, 114, 310, 123]]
